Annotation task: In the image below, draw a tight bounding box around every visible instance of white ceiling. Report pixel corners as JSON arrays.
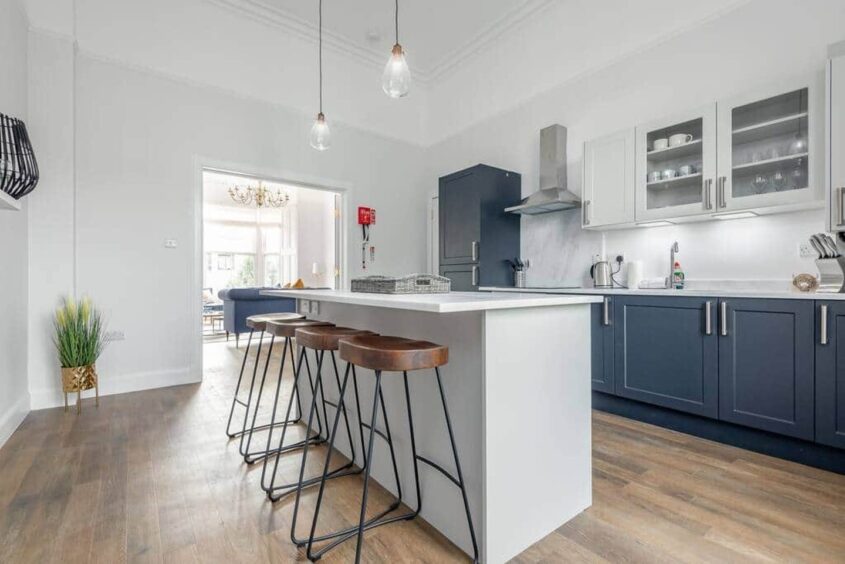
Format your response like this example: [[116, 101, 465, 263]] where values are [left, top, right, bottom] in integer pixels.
[[210, 0, 555, 83]]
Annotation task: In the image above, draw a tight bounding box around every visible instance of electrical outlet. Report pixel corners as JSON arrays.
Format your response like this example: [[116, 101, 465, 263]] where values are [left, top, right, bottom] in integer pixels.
[[798, 242, 814, 258], [164, 239, 178, 248], [106, 330, 125, 341], [298, 300, 311, 314]]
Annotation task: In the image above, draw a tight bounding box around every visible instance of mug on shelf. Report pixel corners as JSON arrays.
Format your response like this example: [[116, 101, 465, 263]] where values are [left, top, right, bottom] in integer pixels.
[[652, 138, 669, 151], [679, 164, 695, 176], [669, 133, 693, 147], [663, 169, 677, 179]]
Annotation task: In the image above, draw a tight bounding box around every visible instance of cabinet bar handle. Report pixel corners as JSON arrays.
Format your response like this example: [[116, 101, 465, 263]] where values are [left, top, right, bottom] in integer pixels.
[[471, 265, 478, 287], [838, 188, 845, 227], [583, 200, 591, 226], [705, 301, 712, 335], [603, 297, 611, 326], [471, 241, 479, 262], [702, 179, 711, 210], [821, 304, 829, 345], [720, 301, 728, 336], [718, 176, 728, 208]]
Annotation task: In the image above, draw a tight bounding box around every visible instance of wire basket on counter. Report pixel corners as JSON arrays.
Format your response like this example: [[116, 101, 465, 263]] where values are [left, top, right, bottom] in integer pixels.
[[351, 274, 451, 294]]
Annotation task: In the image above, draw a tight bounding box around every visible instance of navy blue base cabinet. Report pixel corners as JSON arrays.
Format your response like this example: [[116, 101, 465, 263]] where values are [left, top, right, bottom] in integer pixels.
[[718, 299, 814, 441], [591, 298, 614, 394], [613, 296, 718, 418], [816, 301, 845, 449]]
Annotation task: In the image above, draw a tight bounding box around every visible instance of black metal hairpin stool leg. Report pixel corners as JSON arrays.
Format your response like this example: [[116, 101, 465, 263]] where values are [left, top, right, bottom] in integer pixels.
[[266, 334, 364, 502], [262, 342, 328, 495], [304, 335, 479, 564], [300, 367, 407, 560], [225, 314, 303, 456], [224, 328, 256, 438]]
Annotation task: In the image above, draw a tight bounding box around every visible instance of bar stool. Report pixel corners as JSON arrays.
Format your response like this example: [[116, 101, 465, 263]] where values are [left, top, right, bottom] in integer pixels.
[[267, 325, 389, 504], [288, 326, 405, 550], [259, 318, 335, 493], [224, 312, 303, 462], [304, 335, 478, 564]]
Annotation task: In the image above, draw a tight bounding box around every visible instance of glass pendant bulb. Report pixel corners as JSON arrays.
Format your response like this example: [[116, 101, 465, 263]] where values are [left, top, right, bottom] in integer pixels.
[[382, 44, 410, 98], [309, 112, 331, 151]]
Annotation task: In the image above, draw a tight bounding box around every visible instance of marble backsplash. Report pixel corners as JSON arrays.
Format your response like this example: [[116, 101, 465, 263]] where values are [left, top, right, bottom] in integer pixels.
[[520, 207, 826, 289]]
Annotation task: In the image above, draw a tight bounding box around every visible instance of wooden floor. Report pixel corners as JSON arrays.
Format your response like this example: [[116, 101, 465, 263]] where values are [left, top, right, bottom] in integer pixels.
[[1, 340, 843, 563]]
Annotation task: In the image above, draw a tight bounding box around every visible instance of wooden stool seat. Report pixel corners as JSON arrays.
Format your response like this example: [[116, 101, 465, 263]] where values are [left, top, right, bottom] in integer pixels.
[[246, 312, 304, 331], [339, 335, 448, 372], [265, 319, 333, 338], [296, 326, 376, 351]]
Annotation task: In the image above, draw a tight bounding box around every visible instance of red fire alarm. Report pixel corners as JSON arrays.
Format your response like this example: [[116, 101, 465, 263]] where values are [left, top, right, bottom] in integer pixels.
[[358, 206, 374, 225]]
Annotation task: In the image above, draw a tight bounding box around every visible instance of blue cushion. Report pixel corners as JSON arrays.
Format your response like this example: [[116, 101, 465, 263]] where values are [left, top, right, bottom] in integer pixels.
[[218, 287, 295, 335]]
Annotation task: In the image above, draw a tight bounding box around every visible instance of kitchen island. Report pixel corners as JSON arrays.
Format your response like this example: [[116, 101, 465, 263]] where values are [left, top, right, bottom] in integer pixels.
[[261, 289, 601, 563]]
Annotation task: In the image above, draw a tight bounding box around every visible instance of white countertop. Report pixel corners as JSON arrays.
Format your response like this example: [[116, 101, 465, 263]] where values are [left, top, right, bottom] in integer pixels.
[[480, 286, 845, 301], [261, 289, 601, 313]]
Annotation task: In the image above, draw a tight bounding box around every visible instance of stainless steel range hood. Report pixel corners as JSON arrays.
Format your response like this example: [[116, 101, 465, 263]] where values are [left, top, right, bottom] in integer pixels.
[[504, 124, 581, 215]]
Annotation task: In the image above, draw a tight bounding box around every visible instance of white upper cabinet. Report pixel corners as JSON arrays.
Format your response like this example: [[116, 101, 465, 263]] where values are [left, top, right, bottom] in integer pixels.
[[635, 105, 717, 222], [828, 47, 845, 232], [582, 128, 635, 228], [716, 75, 823, 214]]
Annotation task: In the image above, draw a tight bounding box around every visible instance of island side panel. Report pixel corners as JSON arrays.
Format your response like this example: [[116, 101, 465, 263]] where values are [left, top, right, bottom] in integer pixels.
[[483, 304, 593, 563], [301, 301, 485, 559]]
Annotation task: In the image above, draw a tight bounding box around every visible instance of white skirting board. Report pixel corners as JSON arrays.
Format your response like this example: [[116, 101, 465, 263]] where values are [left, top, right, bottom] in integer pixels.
[[0, 393, 31, 449], [29, 367, 201, 410]]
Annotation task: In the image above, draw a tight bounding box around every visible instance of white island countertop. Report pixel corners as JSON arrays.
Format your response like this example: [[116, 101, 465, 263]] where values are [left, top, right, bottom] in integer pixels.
[[261, 288, 601, 313]]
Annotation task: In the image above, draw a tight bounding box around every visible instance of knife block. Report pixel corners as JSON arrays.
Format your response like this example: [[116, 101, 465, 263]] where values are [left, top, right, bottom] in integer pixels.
[[815, 257, 845, 293]]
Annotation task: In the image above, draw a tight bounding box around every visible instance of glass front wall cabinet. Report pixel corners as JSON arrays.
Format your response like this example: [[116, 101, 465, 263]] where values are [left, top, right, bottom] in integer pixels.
[[635, 104, 717, 222], [717, 77, 823, 212]]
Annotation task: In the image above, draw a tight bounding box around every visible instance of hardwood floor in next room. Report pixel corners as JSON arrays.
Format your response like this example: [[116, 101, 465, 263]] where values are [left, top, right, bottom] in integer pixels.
[[0, 340, 842, 563]]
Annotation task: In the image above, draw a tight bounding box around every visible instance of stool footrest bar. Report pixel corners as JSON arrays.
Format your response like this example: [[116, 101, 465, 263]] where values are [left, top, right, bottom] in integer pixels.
[[359, 421, 390, 442], [416, 455, 461, 487]]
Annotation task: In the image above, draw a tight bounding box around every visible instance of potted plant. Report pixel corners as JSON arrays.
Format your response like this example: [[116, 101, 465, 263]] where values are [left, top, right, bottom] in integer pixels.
[[53, 296, 109, 412]]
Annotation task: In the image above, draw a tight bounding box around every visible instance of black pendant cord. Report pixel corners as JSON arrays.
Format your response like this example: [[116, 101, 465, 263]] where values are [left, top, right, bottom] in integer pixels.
[[318, 0, 323, 115], [394, 0, 399, 45]]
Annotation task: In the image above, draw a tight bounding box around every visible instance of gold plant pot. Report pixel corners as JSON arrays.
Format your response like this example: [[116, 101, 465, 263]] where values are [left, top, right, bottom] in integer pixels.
[[61, 364, 99, 413]]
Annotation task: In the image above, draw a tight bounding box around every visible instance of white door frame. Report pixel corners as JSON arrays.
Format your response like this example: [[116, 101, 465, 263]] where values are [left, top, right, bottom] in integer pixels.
[[191, 156, 351, 379]]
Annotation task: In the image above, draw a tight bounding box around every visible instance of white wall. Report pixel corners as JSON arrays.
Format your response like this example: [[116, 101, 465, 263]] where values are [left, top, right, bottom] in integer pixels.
[[26, 41, 428, 409], [0, 0, 31, 445], [426, 0, 845, 287], [25, 0, 426, 145], [296, 188, 336, 288]]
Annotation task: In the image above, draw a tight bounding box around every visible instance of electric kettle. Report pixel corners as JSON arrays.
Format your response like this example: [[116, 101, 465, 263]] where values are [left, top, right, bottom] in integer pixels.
[[590, 259, 612, 289]]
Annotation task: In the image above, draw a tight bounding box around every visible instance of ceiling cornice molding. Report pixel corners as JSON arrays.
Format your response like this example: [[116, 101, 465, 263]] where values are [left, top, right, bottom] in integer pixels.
[[424, 0, 556, 82], [203, 0, 432, 82], [204, 0, 558, 86]]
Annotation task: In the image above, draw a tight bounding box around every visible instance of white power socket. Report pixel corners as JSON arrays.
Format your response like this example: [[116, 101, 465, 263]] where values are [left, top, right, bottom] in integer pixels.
[[798, 242, 815, 258]]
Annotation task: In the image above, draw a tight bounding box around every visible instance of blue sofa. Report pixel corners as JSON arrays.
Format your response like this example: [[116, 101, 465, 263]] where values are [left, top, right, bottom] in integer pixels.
[[217, 288, 296, 346]]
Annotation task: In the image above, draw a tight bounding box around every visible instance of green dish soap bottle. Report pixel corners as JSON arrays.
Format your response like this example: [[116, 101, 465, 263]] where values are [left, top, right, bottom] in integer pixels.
[[672, 261, 685, 290]]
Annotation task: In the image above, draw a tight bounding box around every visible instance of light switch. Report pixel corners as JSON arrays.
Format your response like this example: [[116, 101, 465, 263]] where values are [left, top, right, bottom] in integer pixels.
[[164, 239, 178, 249]]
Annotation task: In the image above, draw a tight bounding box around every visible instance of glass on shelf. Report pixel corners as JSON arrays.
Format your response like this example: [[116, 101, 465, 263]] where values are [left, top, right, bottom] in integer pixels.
[[730, 87, 809, 198]]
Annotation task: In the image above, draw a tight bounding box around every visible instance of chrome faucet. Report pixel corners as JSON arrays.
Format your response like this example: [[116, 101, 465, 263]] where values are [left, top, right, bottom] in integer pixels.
[[667, 241, 679, 288]]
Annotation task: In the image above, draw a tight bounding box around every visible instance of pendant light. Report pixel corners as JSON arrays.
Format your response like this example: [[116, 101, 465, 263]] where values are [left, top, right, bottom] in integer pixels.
[[309, 0, 331, 151], [382, 0, 410, 98]]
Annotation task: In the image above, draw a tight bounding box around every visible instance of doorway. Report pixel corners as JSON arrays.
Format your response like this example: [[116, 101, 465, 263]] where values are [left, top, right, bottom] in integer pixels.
[[199, 168, 342, 351]]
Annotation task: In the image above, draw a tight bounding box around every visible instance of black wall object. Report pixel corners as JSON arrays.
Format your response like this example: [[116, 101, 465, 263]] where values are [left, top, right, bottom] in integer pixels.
[[0, 113, 39, 200]]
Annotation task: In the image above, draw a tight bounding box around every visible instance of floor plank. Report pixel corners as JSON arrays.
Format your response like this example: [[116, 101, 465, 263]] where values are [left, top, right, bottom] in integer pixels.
[[0, 340, 843, 563]]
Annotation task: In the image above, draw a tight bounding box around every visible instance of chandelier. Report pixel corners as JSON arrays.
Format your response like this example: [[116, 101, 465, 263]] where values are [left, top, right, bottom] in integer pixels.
[[228, 181, 290, 208]]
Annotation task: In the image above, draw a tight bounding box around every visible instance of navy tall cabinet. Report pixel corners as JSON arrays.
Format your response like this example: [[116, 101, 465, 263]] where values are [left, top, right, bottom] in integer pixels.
[[439, 165, 521, 291]]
